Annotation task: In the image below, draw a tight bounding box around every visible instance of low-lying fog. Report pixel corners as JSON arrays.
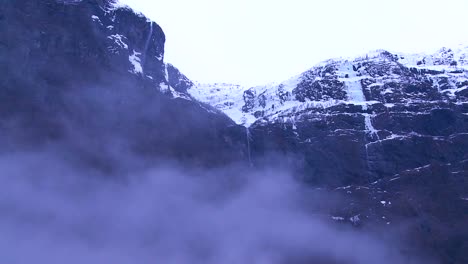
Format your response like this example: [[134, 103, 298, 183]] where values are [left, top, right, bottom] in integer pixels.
[[0, 149, 426, 264]]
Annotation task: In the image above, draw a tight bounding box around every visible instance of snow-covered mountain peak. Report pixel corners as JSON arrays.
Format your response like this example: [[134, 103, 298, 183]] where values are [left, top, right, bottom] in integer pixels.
[[396, 45, 468, 70], [188, 47, 468, 127]]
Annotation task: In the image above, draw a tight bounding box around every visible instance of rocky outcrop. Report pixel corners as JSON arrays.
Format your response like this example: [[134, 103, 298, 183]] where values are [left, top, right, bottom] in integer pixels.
[[165, 63, 193, 93]]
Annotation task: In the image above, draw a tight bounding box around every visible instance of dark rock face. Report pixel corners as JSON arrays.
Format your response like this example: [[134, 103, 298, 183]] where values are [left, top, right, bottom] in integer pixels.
[[242, 89, 256, 112], [0, 0, 247, 169], [294, 66, 347, 102], [328, 160, 468, 264], [166, 63, 193, 93]]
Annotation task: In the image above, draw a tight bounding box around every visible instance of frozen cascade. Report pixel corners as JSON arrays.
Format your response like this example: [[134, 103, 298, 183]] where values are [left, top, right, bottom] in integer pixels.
[[339, 61, 380, 173], [338, 61, 379, 139], [364, 114, 380, 140], [339, 61, 366, 105]]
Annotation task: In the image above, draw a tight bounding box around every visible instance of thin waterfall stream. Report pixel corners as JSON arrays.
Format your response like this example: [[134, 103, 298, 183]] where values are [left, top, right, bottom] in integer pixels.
[[143, 21, 153, 72], [246, 126, 253, 166]]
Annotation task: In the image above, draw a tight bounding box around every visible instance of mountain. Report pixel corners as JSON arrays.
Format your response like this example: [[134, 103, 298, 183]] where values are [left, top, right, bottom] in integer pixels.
[[190, 47, 468, 127], [189, 47, 468, 185], [0, 0, 247, 169], [189, 48, 468, 262], [1, 0, 467, 263]]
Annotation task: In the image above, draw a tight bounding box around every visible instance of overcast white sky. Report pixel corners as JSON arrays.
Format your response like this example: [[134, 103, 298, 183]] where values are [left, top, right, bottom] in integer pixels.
[[121, 0, 468, 86]]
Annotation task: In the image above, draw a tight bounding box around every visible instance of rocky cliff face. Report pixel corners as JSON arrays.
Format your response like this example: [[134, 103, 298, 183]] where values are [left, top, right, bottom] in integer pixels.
[[189, 48, 468, 263], [0, 0, 247, 168], [190, 48, 468, 185], [191, 48, 467, 126]]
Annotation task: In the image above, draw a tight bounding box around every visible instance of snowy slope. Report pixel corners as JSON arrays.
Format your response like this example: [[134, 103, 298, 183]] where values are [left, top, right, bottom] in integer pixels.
[[188, 46, 468, 127]]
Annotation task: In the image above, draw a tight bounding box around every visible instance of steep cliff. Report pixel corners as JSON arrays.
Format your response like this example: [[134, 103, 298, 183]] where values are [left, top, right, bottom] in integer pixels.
[[0, 0, 247, 169]]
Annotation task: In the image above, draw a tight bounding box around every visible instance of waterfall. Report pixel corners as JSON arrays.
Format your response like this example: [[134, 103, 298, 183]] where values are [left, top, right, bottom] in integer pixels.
[[143, 21, 153, 73], [246, 126, 253, 166], [364, 142, 376, 184]]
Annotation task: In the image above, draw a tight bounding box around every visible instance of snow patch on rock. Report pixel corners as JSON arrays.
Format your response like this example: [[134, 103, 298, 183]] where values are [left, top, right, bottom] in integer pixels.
[[91, 15, 102, 24], [129, 50, 142, 74], [331, 216, 345, 221], [108, 34, 128, 49]]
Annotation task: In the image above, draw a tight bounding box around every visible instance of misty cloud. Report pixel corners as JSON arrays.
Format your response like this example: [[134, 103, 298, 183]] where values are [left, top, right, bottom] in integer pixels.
[[0, 149, 425, 264]]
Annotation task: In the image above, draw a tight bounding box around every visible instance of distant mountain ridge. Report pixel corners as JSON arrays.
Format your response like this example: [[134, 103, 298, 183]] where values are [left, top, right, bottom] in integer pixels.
[[189, 46, 468, 126], [187, 45, 468, 184]]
